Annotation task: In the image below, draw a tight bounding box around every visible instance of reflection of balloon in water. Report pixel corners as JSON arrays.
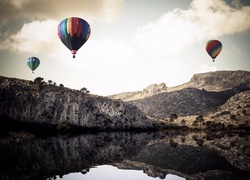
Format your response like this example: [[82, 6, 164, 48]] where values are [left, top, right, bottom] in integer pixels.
[[27, 57, 40, 73], [57, 17, 91, 58], [206, 40, 222, 62]]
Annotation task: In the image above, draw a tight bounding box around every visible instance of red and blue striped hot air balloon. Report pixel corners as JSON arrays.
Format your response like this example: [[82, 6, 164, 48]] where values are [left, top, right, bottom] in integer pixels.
[[27, 57, 40, 73], [58, 17, 91, 58], [206, 40, 222, 62]]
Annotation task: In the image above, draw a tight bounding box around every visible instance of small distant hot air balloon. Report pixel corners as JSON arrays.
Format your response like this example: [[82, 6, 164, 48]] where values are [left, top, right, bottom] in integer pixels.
[[206, 40, 222, 62], [57, 17, 91, 58], [27, 57, 40, 73]]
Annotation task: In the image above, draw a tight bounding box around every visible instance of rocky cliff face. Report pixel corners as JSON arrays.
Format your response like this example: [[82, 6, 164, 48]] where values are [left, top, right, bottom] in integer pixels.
[[108, 70, 250, 101], [0, 76, 155, 131], [189, 70, 250, 91], [129, 83, 250, 118]]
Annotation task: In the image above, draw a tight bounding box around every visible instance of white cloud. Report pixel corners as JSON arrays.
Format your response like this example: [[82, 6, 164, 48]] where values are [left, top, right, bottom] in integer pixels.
[[3, 0, 250, 56], [1, 20, 61, 55], [135, 0, 250, 57], [4, 0, 124, 22]]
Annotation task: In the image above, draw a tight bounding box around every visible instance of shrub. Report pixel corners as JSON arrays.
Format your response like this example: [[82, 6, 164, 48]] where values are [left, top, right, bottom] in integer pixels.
[[34, 77, 44, 83], [80, 87, 90, 93], [48, 80, 53, 84], [230, 114, 237, 120]]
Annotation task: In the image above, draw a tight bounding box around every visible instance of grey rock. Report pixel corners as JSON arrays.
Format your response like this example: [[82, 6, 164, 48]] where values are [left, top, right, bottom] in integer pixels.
[[109, 70, 250, 101], [0, 76, 155, 131], [129, 84, 250, 118]]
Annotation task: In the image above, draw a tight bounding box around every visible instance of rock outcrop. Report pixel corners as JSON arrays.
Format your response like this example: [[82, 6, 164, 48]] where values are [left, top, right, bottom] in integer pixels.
[[1, 71, 249, 132], [108, 70, 250, 101], [0, 76, 155, 132], [129, 83, 250, 118], [189, 70, 250, 91]]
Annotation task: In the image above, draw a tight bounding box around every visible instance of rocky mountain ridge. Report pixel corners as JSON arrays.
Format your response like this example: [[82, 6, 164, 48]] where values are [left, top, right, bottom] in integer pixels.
[[0, 76, 155, 132], [0, 71, 249, 132], [108, 70, 250, 101], [130, 83, 250, 118]]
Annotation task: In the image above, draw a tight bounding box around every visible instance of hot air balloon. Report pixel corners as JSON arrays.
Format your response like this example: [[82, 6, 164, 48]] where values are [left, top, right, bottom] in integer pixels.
[[206, 40, 222, 62], [57, 17, 91, 58], [27, 57, 40, 73]]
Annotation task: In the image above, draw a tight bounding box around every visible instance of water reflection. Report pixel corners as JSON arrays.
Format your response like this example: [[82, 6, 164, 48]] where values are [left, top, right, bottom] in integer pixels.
[[57, 165, 185, 180], [0, 131, 249, 180]]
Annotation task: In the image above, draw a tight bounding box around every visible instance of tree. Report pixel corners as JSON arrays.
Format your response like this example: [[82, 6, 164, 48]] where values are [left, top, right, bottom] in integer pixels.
[[80, 87, 90, 93], [48, 80, 53, 85], [170, 113, 178, 122], [34, 77, 44, 83], [196, 115, 204, 129]]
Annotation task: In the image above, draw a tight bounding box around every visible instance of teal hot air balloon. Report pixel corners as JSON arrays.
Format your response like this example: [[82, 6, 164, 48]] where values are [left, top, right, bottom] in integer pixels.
[[27, 57, 40, 73]]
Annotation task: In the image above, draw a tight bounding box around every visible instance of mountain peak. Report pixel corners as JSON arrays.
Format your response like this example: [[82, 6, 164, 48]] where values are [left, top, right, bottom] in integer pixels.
[[109, 70, 250, 101], [143, 83, 167, 93]]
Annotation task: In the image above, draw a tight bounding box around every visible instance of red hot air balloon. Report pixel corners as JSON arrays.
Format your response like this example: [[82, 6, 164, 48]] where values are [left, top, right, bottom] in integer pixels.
[[58, 17, 91, 58], [206, 40, 222, 62]]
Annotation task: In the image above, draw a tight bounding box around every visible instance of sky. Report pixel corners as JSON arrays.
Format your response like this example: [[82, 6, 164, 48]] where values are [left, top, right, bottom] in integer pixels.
[[0, 0, 250, 96]]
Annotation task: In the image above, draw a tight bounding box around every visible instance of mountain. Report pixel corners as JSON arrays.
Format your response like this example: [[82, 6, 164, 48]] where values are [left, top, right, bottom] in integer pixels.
[[0, 70, 249, 132], [129, 83, 250, 118], [108, 70, 250, 101], [0, 76, 156, 133]]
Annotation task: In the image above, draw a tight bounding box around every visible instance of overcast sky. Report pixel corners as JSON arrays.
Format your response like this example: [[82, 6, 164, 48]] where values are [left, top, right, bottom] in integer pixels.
[[0, 0, 250, 96]]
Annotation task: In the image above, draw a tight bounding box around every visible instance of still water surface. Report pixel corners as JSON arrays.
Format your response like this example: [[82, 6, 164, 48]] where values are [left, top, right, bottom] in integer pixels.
[[57, 165, 184, 180], [0, 130, 249, 179]]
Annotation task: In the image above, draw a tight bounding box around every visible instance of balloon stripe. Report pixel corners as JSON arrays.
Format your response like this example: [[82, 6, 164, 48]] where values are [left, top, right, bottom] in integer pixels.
[[76, 18, 82, 37], [73, 17, 77, 34], [69, 18, 73, 36], [211, 47, 222, 59], [209, 42, 222, 54], [61, 19, 67, 37]]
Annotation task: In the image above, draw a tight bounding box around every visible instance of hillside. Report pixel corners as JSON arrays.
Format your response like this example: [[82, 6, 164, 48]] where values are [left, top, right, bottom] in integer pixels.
[[129, 83, 250, 118], [108, 70, 250, 101], [0, 73, 249, 132], [0, 76, 156, 133], [151, 90, 250, 130]]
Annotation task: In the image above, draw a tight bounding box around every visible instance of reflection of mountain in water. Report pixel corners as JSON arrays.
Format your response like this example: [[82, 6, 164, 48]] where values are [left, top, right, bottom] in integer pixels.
[[0, 131, 249, 179]]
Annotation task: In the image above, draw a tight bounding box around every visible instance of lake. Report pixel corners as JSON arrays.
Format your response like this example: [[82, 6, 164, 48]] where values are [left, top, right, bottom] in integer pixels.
[[0, 130, 249, 179]]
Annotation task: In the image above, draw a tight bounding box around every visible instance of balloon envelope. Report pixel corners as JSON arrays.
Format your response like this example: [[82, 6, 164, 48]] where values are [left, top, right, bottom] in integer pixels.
[[27, 57, 40, 73], [58, 17, 91, 58], [206, 40, 222, 61]]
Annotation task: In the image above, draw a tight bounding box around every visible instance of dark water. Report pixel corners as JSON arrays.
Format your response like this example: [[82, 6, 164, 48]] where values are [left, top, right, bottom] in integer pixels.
[[0, 130, 249, 180]]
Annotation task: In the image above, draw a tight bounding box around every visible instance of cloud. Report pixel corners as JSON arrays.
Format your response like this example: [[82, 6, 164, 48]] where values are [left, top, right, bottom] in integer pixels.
[[3, 0, 250, 58], [134, 0, 250, 56], [1, 0, 123, 22], [0, 20, 61, 55], [231, 0, 243, 8], [0, 0, 124, 39]]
